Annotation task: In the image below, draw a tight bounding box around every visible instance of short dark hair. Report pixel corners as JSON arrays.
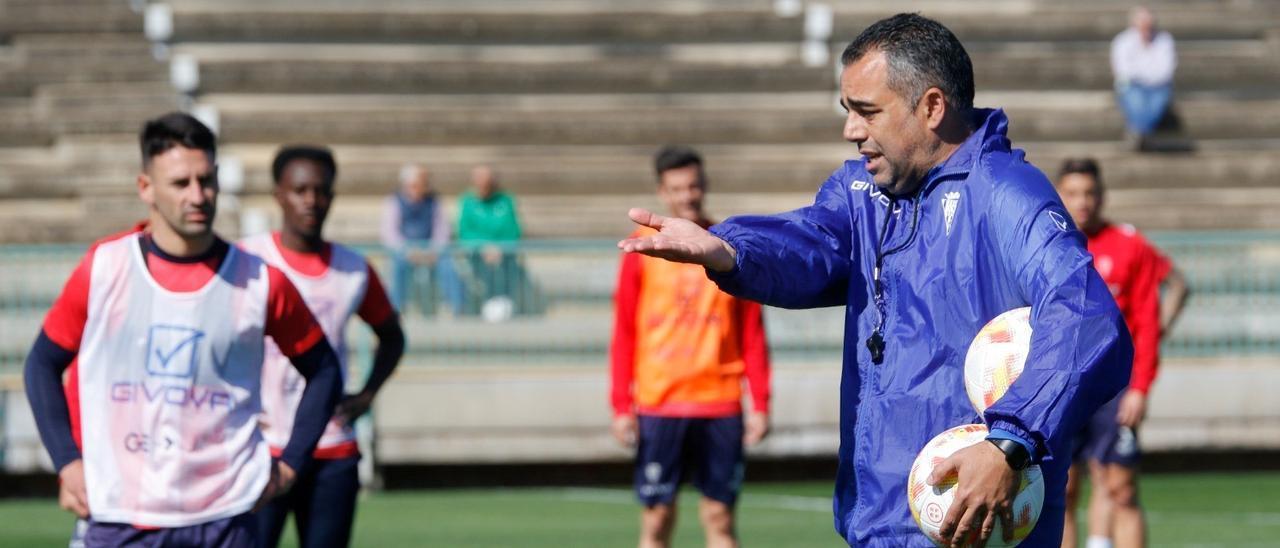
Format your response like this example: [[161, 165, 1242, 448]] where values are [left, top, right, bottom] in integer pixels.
[[271, 145, 337, 186], [1057, 157, 1105, 193], [840, 13, 974, 118], [653, 145, 704, 182], [139, 112, 216, 167]]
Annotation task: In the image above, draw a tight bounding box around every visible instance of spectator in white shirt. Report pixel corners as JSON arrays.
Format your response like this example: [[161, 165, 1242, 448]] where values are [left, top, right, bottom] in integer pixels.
[[1110, 6, 1177, 148]]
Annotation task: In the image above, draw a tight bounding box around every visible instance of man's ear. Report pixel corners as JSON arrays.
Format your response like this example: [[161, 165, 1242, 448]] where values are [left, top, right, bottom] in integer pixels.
[[271, 181, 285, 205], [136, 172, 154, 206], [919, 87, 948, 130]]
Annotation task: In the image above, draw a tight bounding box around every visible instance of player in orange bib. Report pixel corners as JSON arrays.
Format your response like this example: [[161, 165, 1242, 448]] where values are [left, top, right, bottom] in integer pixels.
[[610, 146, 771, 548]]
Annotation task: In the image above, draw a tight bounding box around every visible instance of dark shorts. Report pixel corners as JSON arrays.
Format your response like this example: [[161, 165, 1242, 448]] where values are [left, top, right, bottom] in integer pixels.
[[256, 455, 361, 548], [634, 415, 745, 507], [84, 512, 258, 548], [1073, 391, 1141, 467]]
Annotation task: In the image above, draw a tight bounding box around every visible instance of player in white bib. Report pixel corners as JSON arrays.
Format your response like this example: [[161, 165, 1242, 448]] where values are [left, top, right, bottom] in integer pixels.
[[24, 113, 343, 547], [240, 145, 405, 548]]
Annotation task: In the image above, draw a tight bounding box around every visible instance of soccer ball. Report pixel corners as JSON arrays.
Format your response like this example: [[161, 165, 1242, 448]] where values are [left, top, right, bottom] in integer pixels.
[[907, 424, 1044, 547], [481, 295, 515, 323], [964, 307, 1033, 415]]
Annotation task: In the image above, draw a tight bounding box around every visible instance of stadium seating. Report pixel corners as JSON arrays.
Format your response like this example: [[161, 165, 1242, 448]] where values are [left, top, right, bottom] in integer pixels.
[[1, 0, 1279, 468], [0, 0, 1278, 242]]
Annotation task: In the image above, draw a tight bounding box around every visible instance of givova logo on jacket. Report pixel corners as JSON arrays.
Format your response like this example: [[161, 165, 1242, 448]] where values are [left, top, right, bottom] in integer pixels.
[[849, 180, 903, 213]]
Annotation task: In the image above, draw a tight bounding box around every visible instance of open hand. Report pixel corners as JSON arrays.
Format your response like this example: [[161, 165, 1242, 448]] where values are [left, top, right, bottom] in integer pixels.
[[617, 209, 737, 272]]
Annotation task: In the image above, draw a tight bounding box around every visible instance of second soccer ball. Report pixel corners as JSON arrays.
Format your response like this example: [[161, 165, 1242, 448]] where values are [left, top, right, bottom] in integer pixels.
[[964, 307, 1033, 415]]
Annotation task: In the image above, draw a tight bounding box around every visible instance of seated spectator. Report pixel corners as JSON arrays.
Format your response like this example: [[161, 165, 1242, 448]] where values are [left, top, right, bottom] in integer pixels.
[[1110, 5, 1177, 150], [380, 163, 464, 316], [457, 165, 542, 319]]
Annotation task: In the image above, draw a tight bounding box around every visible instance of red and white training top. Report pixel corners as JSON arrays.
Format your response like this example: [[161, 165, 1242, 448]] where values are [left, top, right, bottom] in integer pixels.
[[238, 232, 393, 459], [1087, 222, 1172, 394], [45, 227, 326, 527]]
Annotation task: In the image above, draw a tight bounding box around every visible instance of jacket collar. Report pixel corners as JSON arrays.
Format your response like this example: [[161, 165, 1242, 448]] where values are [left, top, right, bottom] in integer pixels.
[[917, 108, 1011, 196]]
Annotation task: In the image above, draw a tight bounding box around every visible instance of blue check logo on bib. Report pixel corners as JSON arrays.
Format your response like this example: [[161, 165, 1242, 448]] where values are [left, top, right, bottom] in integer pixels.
[[146, 325, 204, 378]]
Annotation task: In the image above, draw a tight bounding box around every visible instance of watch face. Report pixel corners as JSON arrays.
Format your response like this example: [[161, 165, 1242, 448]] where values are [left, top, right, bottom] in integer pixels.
[[1010, 447, 1031, 470], [1012, 453, 1030, 470]]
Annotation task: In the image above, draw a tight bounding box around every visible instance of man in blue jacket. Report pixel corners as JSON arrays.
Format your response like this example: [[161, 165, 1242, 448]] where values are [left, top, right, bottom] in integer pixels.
[[620, 14, 1132, 547]]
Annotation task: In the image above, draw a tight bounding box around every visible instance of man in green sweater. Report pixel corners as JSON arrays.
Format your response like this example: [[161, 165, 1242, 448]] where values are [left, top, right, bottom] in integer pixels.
[[457, 165, 540, 318], [458, 165, 521, 244]]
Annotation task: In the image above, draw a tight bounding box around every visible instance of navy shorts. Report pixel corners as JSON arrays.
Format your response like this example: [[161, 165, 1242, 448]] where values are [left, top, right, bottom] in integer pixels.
[[1073, 391, 1141, 467], [256, 455, 361, 548], [84, 512, 257, 548], [634, 415, 745, 507]]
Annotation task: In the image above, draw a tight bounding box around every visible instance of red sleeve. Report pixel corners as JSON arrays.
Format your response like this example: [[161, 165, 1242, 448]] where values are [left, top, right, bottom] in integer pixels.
[[65, 359, 82, 449], [42, 249, 94, 352], [738, 299, 772, 414], [264, 266, 326, 357], [42, 250, 92, 450], [1127, 240, 1165, 394], [609, 252, 642, 417], [356, 263, 396, 327]]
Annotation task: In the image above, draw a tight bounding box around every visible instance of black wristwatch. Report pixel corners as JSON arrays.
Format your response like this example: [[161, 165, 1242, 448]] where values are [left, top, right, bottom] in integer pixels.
[[987, 438, 1032, 471]]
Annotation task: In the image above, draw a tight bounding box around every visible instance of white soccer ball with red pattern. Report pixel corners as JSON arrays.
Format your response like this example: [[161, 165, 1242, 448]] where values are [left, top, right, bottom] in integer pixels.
[[964, 307, 1033, 415], [907, 424, 1045, 547]]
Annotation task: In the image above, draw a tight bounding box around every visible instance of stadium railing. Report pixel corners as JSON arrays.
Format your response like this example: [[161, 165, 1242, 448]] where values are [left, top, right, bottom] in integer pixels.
[[1, 232, 1277, 376]]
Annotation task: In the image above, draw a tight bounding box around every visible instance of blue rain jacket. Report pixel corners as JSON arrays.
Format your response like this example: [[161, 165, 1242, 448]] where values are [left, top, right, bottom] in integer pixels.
[[708, 109, 1132, 546]]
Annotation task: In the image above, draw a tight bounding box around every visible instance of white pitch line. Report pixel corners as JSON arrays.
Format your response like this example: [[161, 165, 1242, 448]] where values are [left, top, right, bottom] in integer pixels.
[[556, 487, 831, 513], [740, 494, 832, 513], [556, 487, 634, 505], [1147, 510, 1280, 526]]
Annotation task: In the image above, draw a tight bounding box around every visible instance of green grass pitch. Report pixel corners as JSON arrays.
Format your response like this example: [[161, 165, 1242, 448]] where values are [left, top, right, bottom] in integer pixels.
[[1, 472, 1276, 546]]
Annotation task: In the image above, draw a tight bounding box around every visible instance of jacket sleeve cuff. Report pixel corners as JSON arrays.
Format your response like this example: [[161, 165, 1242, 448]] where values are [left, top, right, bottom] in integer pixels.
[[986, 420, 1043, 462], [704, 226, 745, 285], [987, 429, 1035, 462]]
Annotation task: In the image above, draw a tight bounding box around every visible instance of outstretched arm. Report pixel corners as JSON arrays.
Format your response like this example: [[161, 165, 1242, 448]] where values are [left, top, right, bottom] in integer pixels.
[[618, 208, 738, 272], [621, 170, 857, 310]]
